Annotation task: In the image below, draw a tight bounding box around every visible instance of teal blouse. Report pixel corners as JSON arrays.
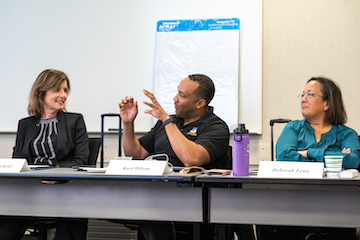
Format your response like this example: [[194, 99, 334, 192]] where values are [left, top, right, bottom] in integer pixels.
[[276, 119, 360, 169]]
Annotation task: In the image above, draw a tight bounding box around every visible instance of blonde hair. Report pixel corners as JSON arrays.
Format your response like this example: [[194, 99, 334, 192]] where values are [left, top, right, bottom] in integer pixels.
[[28, 69, 70, 117]]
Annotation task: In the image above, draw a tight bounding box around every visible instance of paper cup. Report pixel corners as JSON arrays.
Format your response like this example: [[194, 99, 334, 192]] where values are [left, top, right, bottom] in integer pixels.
[[324, 155, 344, 178]]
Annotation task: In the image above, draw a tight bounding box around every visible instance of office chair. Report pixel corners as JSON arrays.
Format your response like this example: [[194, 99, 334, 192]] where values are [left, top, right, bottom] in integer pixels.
[[270, 118, 291, 161], [25, 138, 102, 239], [88, 137, 102, 166]]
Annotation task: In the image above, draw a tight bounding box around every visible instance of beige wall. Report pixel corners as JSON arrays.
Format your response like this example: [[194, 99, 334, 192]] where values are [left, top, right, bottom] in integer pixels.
[[249, 0, 360, 165], [1, 0, 360, 165]]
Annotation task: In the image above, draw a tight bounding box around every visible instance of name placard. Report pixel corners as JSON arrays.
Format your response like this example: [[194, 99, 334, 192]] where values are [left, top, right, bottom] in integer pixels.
[[257, 161, 324, 178], [0, 158, 31, 173], [105, 160, 171, 175]]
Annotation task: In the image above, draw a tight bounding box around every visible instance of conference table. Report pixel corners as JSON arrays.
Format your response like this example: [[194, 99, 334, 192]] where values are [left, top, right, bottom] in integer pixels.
[[197, 172, 360, 228], [1, 168, 360, 230], [0, 168, 203, 223]]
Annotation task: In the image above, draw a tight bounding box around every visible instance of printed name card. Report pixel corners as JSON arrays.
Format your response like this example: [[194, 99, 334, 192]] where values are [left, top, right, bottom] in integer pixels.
[[105, 160, 171, 175], [257, 161, 324, 178], [0, 158, 31, 173]]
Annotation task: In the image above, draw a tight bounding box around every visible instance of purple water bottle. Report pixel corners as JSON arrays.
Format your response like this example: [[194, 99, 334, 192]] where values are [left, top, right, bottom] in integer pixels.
[[232, 123, 250, 176]]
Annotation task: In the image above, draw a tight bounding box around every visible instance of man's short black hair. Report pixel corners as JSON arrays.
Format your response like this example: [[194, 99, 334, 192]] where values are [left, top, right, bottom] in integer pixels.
[[188, 74, 215, 105]]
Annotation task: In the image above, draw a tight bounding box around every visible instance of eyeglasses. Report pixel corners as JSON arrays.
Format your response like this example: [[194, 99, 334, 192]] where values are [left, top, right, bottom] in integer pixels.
[[298, 92, 323, 100]]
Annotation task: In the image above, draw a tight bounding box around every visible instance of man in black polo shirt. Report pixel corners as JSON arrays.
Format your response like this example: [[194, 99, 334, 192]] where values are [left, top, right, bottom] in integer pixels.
[[119, 74, 229, 240], [119, 74, 230, 170]]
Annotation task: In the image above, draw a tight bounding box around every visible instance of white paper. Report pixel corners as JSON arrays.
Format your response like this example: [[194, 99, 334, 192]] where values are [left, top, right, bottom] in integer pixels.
[[0, 158, 30, 173], [257, 161, 324, 179], [154, 18, 239, 131], [105, 160, 171, 176]]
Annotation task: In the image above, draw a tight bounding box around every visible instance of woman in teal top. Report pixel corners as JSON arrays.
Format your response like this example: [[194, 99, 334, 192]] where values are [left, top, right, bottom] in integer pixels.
[[260, 77, 360, 240], [276, 77, 360, 169]]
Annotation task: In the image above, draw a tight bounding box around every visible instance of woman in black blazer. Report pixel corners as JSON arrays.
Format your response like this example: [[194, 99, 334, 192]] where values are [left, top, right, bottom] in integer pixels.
[[0, 69, 89, 240], [13, 111, 89, 167]]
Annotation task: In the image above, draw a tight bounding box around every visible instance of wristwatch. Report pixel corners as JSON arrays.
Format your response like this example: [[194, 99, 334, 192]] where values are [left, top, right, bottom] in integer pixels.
[[162, 117, 174, 127]]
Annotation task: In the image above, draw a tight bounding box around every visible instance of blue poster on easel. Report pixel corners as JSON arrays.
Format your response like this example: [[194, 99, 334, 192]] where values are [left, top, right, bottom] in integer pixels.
[[154, 18, 239, 130]]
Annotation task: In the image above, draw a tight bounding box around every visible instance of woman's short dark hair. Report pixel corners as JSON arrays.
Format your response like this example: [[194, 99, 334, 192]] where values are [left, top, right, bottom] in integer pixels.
[[28, 69, 70, 117], [188, 74, 215, 105], [307, 77, 347, 125]]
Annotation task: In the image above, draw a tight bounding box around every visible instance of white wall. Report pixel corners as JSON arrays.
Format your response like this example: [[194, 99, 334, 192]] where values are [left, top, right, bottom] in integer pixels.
[[257, 0, 360, 164], [0, 0, 262, 133], [2, 0, 360, 165]]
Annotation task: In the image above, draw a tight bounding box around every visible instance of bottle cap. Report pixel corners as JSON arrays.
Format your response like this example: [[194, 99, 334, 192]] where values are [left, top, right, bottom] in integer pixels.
[[234, 123, 249, 134]]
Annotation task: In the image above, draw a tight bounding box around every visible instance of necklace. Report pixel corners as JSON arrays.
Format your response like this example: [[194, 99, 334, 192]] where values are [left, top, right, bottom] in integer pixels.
[[312, 125, 332, 133]]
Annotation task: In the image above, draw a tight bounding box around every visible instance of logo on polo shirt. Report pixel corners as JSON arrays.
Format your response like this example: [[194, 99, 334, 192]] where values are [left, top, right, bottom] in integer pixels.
[[187, 127, 198, 136]]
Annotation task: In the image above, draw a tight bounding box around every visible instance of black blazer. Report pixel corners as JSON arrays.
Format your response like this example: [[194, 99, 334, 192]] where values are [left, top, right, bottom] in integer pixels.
[[13, 111, 89, 167]]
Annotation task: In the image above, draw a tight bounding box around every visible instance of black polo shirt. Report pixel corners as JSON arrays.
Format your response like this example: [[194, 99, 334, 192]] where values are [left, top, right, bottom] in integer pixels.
[[139, 106, 230, 169]]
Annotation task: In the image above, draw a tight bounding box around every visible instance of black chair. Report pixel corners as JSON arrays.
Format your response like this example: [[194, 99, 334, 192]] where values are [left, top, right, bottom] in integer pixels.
[[88, 137, 102, 166], [270, 118, 291, 161]]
